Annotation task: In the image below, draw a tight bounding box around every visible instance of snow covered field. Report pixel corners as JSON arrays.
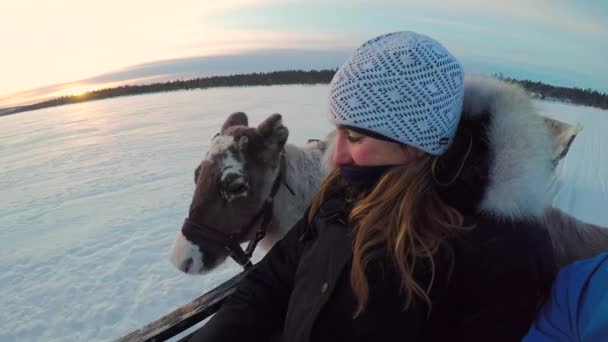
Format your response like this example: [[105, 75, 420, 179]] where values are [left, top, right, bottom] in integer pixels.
[[1, 85, 606, 341], [535, 100, 608, 226]]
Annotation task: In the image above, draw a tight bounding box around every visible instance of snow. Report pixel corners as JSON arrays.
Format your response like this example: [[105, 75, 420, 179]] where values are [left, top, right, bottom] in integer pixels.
[[0, 85, 606, 341], [535, 100, 608, 227]]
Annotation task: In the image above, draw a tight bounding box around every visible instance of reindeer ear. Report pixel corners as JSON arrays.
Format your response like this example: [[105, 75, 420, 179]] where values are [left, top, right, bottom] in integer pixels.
[[258, 113, 288, 147], [221, 112, 248, 133], [194, 164, 201, 183], [543, 117, 582, 168]]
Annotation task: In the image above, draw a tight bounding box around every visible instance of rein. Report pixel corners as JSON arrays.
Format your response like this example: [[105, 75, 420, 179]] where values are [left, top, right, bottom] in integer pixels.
[[182, 151, 294, 270]]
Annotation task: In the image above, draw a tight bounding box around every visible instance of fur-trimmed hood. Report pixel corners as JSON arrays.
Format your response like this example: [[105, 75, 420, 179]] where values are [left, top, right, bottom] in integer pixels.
[[435, 75, 554, 220]]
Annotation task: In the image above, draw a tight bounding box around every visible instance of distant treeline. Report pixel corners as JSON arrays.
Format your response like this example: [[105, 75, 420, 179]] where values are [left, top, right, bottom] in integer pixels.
[[3, 69, 607, 115], [494, 73, 608, 110], [4, 70, 337, 115]]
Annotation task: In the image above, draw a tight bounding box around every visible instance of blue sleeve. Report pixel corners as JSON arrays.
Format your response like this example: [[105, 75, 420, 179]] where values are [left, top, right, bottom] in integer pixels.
[[523, 252, 608, 342]]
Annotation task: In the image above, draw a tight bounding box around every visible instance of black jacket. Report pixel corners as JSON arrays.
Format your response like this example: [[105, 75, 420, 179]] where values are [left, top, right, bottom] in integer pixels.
[[190, 193, 555, 342], [190, 76, 560, 341]]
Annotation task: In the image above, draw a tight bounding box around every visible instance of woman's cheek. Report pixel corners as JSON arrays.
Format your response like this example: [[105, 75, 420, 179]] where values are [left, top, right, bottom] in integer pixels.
[[352, 146, 375, 165]]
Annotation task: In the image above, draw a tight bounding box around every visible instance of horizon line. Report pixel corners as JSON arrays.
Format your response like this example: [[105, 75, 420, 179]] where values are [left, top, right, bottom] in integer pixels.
[[2, 69, 606, 117]]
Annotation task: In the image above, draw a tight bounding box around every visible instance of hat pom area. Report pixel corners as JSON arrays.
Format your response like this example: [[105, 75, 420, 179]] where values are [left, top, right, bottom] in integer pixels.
[[327, 31, 464, 155]]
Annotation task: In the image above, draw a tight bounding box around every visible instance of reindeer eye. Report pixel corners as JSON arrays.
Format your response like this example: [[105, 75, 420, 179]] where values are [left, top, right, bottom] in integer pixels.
[[221, 174, 249, 196], [228, 183, 247, 194]]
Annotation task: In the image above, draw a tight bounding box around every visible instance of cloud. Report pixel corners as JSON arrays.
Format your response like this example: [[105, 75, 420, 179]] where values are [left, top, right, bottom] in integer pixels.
[[1, 0, 605, 99], [0, 48, 353, 108], [174, 29, 362, 56], [324, 0, 606, 37]]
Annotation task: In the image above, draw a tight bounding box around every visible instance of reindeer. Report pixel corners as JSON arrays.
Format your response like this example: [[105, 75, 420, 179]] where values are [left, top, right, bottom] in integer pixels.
[[170, 112, 607, 275]]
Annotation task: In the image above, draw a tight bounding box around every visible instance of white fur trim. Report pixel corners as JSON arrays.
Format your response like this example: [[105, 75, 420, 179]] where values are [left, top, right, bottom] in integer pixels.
[[463, 75, 554, 219]]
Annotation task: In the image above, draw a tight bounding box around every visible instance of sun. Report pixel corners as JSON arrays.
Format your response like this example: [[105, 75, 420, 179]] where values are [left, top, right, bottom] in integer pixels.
[[64, 85, 95, 97]]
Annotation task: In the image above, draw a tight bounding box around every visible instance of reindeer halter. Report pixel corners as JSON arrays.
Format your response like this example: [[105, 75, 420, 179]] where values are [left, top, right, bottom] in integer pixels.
[[181, 150, 294, 270]]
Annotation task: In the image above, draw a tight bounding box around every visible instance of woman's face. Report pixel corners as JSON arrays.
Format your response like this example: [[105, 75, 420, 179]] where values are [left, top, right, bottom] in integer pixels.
[[332, 127, 424, 167]]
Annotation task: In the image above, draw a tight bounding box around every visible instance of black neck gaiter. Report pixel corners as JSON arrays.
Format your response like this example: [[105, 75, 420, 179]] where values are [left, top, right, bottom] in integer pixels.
[[339, 164, 396, 192]]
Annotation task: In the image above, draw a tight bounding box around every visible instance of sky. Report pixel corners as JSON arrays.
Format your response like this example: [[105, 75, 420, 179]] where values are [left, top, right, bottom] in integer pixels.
[[1, 0, 607, 107]]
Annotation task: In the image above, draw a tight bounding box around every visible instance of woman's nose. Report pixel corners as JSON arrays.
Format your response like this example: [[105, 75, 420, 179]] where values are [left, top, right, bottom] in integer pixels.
[[332, 132, 353, 166]]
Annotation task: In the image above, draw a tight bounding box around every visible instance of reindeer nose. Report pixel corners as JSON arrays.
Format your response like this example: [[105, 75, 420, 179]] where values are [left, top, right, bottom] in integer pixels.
[[182, 258, 193, 273]]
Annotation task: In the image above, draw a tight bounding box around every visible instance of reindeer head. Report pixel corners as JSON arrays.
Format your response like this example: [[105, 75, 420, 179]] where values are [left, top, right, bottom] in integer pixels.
[[170, 112, 288, 274]]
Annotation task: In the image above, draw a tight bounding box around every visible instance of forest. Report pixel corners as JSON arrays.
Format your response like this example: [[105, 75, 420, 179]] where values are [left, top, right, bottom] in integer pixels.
[[3, 70, 606, 115]]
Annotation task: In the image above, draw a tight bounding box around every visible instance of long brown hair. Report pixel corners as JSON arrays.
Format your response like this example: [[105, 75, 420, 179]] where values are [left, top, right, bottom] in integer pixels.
[[309, 155, 467, 317]]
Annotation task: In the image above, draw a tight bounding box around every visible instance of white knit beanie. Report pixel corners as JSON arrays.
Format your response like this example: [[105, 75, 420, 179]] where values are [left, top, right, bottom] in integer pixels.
[[327, 31, 465, 155]]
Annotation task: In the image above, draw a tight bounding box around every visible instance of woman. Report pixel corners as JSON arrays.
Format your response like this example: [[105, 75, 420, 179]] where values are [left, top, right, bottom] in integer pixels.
[[524, 252, 608, 341], [189, 31, 557, 341]]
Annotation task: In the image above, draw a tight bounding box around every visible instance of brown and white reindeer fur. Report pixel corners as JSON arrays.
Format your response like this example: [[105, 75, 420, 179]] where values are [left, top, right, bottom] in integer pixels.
[[171, 76, 608, 275], [170, 113, 327, 274]]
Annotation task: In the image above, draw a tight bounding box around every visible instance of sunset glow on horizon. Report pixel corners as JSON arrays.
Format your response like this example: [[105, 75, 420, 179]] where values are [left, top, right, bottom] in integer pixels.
[[1, 0, 606, 107]]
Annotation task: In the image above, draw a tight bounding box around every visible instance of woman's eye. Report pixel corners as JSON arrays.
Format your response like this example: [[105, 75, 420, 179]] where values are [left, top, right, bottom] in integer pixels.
[[346, 132, 363, 143]]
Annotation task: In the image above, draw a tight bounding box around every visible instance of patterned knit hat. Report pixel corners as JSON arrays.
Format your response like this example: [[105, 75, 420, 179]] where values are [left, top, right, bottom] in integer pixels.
[[327, 31, 464, 155]]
